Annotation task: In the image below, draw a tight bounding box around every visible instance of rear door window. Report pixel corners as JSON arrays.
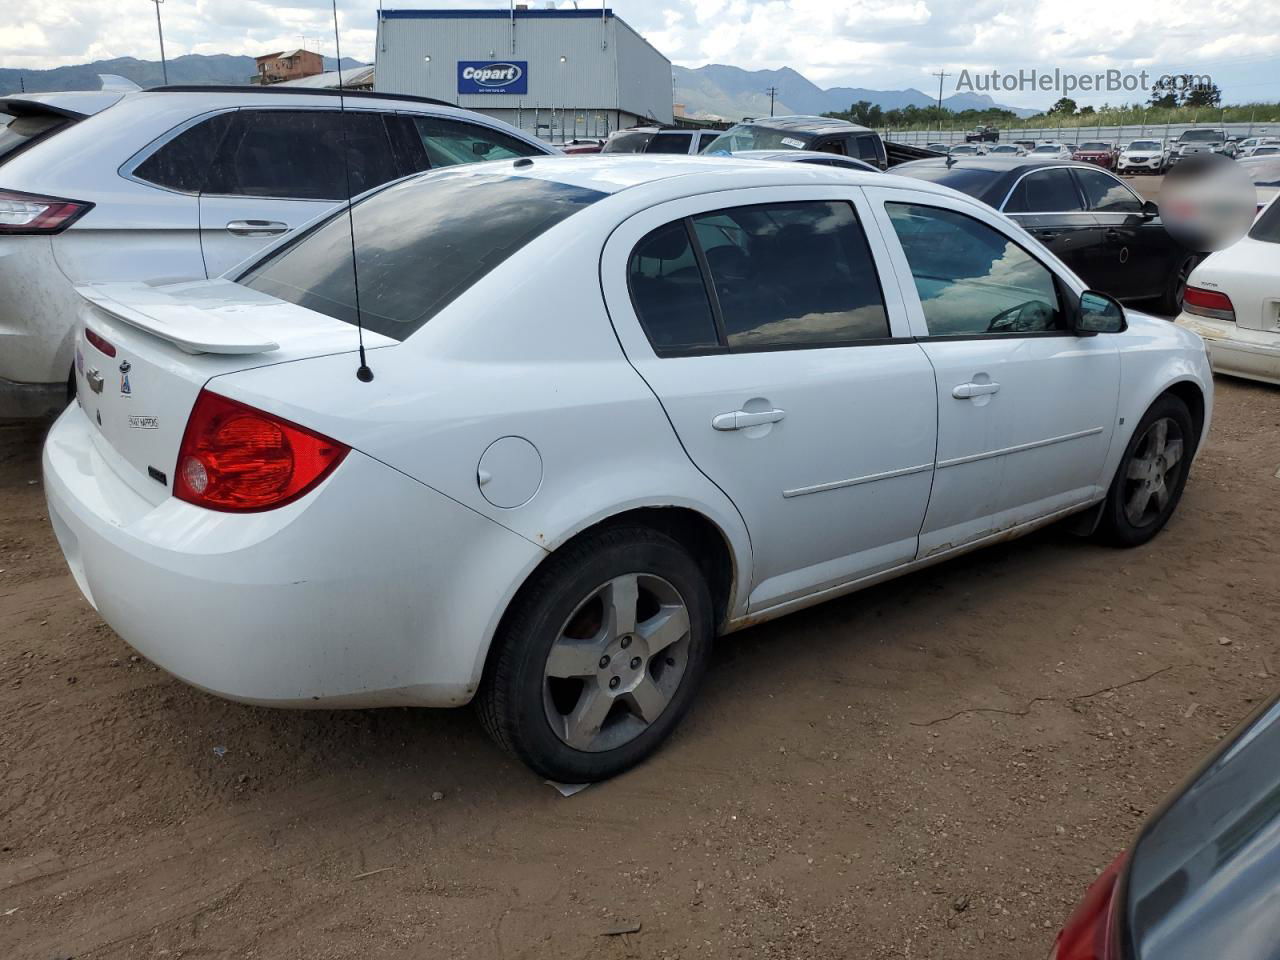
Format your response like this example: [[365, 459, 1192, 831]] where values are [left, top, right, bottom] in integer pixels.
[[628, 222, 721, 353], [1003, 169, 1084, 213], [206, 110, 401, 200], [647, 133, 693, 155], [407, 115, 541, 169]]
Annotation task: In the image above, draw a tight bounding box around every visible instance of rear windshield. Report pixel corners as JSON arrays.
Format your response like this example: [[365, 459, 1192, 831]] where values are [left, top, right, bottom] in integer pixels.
[[602, 131, 655, 154], [704, 124, 814, 154], [240, 172, 605, 341], [0, 111, 76, 166], [893, 163, 1003, 203], [1250, 200, 1280, 244]]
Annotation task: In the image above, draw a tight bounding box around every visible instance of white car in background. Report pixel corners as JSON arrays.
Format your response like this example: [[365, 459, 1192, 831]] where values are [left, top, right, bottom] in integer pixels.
[[1176, 196, 1280, 384], [986, 143, 1029, 157], [1116, 139, 1168, 174], [727, 149, 879, 172], [947, 143, 984, 158], [44, 156, 1211, 783], [1240, 156, 1280, 212], [1030, 143, 1073, 160], [0, 84, 553, 419], [1235, 137, 1280, 159]]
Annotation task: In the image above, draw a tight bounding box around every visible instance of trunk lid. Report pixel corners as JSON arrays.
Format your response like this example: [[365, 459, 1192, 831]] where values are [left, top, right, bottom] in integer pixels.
[[72, 279, 393, 503], [1191, 237, 1280, 332]]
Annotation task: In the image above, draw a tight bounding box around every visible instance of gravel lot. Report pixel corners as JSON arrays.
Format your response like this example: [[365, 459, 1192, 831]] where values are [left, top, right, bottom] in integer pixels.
[[3, 200, 1277, 957]]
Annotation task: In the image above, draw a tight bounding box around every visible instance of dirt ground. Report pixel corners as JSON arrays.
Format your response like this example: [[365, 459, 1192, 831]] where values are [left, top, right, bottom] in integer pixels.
[[4, 369, 1279, 959]]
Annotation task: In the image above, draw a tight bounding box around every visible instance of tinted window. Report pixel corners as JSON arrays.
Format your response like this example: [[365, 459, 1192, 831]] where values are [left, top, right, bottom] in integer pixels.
[[853, 134, 881, 162], [208, 110, 400, 200], [647, 133, 693, 154], [628, 222, 720, 353], [241, 173, 605, 341], [133, 113, 235, 192], [886, 202, 1063, 336], [1004, 169, 1083, 213], [1074, 169, 1143, 213], [0, 111, 76, 166], [1250, 200, 1280, 244], [409, 115, 539, 168], [691, 201, 889, 349], [603, 131, 655, 154], [894, 162, 1004, 204], [694, 133, 716, 154]]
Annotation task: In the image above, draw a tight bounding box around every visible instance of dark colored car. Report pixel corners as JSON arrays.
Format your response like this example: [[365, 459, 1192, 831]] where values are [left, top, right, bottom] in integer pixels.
[[893, 157, 1201, 313], [1052, 693, 1280, 960], [1075, 141, 1117, 169], [966, 124, 1000, 143], [703, 115, 887, 170]]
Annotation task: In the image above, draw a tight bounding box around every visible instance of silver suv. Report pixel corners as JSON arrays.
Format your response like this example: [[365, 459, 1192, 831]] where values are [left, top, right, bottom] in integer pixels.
[[0, 85, 554, 418]]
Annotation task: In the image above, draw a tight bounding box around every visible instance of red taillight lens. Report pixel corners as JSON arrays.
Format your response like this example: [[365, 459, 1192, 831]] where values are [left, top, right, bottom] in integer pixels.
[[1183, 286, 1236, 322], [0, 188, 93, 235], [83, 327, 116, 357], [1052, 851, 1128, 960], [173, 390, 349, 512]]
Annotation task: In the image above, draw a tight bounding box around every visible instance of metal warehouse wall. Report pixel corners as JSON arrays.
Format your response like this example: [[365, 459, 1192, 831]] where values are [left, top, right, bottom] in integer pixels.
[[375, 9, 673, 124]]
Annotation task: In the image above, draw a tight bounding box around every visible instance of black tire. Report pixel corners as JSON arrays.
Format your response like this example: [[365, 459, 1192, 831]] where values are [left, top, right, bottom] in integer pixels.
[[1158, 254, 1198, 317], [1096, 393, 1195, 547], [476, 524, 714, 783]]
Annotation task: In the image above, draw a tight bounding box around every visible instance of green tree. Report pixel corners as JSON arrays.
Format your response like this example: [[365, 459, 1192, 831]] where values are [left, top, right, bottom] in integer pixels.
[[1183, 82, 1222, 108], [1049, 97, 1078, 115]]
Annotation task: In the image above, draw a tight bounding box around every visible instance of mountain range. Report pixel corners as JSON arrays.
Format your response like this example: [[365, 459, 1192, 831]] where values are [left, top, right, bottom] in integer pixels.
[[0, 54, 364, 96], [674, 64, 1038, 120]]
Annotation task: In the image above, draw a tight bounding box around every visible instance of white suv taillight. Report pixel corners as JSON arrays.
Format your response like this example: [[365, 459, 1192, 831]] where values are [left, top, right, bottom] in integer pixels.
[[0, 188, 93, 234]]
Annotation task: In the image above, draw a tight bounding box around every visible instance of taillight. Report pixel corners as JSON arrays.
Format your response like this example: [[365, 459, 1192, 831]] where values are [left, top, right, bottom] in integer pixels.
[[173, 390, 349, 512], [1183, 286, 1235, 322], [83, 327, 116, 358], [1052, 851, 1128, 960], [0, 188, 93, 235]]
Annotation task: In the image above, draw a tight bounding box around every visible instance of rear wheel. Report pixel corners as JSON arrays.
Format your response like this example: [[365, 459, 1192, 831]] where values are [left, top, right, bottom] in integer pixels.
[[477, 525, 713, 782], [1096, 394, 1195, 547], [1159, 254, 1198, 316]]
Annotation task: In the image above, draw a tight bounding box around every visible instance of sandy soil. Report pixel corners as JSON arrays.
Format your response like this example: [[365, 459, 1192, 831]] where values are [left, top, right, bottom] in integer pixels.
[[2, 374, 1278, 960]]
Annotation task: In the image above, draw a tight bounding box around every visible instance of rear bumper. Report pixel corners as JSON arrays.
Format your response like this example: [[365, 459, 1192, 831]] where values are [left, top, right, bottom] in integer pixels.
[[0, 376, 66, 420], [43, 404, 546, 708], [1176, 313, 1280, 385]]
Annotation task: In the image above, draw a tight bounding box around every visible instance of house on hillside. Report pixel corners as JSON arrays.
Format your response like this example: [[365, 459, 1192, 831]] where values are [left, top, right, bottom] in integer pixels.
[[252, 49, 324, 85]]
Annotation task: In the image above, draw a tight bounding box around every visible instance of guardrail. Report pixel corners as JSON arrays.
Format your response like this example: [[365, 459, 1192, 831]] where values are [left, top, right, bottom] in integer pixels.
[[886, 121, 1280, 146]]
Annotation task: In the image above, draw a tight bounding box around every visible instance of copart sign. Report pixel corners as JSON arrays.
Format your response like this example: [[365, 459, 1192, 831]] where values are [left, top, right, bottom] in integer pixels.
[[457, 61, 528, 95]]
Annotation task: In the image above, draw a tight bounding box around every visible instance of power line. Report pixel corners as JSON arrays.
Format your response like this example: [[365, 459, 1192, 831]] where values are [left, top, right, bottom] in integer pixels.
[[765, 86, 778, 117]]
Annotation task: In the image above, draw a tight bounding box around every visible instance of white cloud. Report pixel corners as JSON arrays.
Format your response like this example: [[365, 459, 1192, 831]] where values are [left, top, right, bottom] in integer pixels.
[[1, 0, 1277, 107]]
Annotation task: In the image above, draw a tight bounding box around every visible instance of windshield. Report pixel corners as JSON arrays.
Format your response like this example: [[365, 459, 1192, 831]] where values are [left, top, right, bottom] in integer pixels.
[[1033, 145, 1060, 153], [704, 123, 813, 154], [1180, 130, 1223, 142], [241, 172, 606, 341], [0, 110, 77, 166], [990, 145, 1017, 152], [602, 131, 655, 154], [1127, 141, 1161, 151], [1078, 143, 1110, 151], [1251, 199, 1280, 243]]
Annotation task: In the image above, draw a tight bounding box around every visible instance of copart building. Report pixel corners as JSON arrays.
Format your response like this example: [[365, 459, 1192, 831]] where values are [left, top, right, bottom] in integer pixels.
[[374, 7, 674, 142]]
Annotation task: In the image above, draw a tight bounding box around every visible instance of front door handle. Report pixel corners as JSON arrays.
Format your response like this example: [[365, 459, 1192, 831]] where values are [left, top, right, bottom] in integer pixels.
[[712, 407, 786, 431], [226, 219, 289, 238], [1104, 228, 1122, 241], [953, 381, 1001, 399]]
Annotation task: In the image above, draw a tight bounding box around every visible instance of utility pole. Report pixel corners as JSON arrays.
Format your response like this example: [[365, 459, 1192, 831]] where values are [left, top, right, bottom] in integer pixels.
[[765, 86, 778, 117], [149, 0, 168, 85], [932, 71, 949, 138]]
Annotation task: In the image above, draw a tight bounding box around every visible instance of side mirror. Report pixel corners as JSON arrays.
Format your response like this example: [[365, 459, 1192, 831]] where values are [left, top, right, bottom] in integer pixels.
[[1076, 290, 1127, 335], [1141, 199, 1159, 221]]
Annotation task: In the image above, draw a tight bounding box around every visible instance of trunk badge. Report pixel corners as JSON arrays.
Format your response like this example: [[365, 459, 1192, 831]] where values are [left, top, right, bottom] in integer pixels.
[[86, 369, 105, 394], [119, 360, 132, 397]]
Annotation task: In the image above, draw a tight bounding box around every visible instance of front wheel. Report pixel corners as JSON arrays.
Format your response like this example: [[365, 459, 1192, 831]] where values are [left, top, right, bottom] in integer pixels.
[[476, 525, 714, 783], [1096, 394, 1195, 547]]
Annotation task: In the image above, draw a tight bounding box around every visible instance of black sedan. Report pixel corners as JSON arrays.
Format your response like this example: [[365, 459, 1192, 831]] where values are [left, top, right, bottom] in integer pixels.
[[894, 157, 1201, 314], [1052, 693, 1280, 960]]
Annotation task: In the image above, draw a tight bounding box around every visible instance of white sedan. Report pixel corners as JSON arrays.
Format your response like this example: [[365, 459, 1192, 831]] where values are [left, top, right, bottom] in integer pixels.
[[44, 157, 1213, 782], [1176, 196, 1280, 384]]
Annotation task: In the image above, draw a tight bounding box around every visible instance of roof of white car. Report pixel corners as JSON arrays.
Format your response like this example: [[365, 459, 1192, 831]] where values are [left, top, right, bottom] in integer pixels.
[[439, 154, 957, 201]]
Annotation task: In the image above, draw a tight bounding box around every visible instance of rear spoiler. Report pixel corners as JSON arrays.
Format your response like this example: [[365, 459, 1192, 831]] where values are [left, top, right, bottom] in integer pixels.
[[76, 285, 280, 356]]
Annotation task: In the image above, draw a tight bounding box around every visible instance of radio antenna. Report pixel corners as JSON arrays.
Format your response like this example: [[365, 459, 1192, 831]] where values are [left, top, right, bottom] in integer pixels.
[[331, 0, 374, 382]]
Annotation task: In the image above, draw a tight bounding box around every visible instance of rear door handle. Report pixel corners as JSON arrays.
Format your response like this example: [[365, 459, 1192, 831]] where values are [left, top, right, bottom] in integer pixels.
[[953, 381, 1001, 399], [712, 407, 786, 431], [226, 220, 289, 238]]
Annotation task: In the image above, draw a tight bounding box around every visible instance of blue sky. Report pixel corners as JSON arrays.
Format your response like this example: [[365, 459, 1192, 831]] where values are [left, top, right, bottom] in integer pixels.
[[3, 0, 1277, 109]]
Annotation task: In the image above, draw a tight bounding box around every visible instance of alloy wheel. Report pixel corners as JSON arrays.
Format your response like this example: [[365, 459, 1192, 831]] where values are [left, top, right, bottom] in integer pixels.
[[542, 573, 691, 753], [1123, 417, 1185, 528]]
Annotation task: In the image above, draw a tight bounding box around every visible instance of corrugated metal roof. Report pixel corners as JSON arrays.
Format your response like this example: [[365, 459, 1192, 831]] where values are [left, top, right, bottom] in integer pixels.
[[383, 8, 614, 18], [278, 65, 375, 89]]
